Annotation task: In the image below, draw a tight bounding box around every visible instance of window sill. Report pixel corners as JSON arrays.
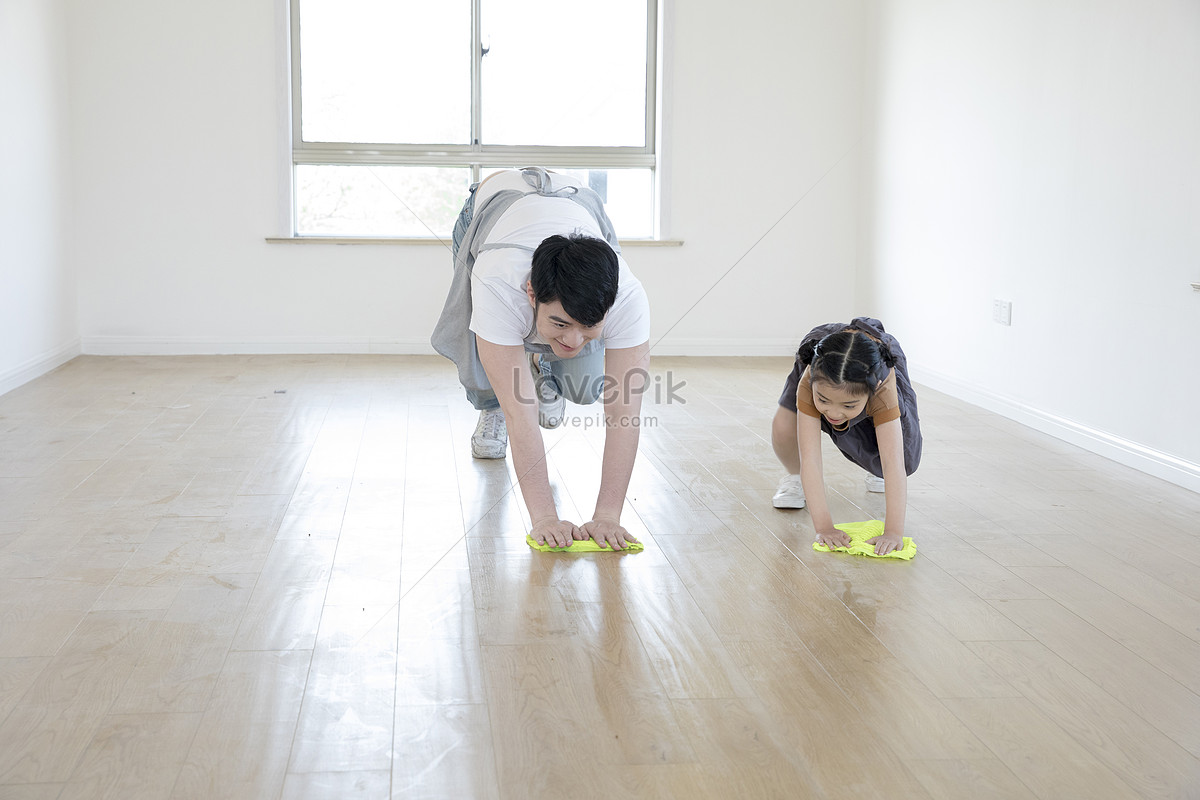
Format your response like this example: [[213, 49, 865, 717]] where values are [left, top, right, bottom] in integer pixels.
[[265, 236, 683, 247]]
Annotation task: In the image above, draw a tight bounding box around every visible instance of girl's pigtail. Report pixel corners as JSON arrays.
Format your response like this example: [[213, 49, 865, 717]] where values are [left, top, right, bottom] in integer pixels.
[[877, 341, 897, 369], [796, 339, 818, 367], [872, 340, 896, 386]]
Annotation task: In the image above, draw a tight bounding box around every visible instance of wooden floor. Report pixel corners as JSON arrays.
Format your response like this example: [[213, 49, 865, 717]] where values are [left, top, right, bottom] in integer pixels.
[[0, 355, 1198, 799]]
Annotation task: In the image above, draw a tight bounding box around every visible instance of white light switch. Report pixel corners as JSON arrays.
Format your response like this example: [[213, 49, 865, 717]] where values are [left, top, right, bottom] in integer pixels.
[[992, 299, 1012, 326]]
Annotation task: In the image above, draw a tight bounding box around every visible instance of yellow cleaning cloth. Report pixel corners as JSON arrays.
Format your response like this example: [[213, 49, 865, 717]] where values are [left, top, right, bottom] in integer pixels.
[[525, 535, 645, 553], [812, 519, 916, 560]]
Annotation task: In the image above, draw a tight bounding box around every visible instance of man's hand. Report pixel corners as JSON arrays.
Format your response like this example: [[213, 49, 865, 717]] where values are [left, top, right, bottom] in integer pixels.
[[815, 526, 850, 549], [581, 517, 639, 551], [531, 518, 580, 549], [868, 530, 904, 555]]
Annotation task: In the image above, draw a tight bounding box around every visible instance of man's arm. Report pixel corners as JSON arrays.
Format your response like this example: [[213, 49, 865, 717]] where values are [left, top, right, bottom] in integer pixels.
[[476, 335, 577, 547], [581, 341, 650, 550]]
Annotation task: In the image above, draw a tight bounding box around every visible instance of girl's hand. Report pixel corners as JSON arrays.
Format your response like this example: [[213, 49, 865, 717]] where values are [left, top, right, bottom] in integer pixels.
[[868, 530, 904, 555], [815, 527, 850, 549]]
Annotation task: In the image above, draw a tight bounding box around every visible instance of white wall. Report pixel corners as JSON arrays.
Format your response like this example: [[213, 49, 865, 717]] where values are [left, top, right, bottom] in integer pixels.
[[10, 0, 1199, 489], [69, 0, 866, 357], [0, 0, 79, 395], [650, 1, 865, 353], [864, 0, 1200, 489]]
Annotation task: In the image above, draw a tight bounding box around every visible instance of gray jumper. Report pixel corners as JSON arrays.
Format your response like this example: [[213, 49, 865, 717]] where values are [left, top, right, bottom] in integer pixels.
[[430, 167, 621, 395]]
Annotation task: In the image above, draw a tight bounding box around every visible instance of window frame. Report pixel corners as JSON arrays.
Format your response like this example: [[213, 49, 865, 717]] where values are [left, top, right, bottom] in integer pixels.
[[287, 0, 659, 236]]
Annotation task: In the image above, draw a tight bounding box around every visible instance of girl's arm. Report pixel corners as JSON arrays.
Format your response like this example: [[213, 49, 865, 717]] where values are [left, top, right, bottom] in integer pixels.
[[797, 412, 848, 547], [870, 417, 908, 555]]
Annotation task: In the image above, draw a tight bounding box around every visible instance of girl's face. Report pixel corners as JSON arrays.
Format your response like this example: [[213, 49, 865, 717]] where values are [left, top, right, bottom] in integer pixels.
[[811, 380, 870, 426]]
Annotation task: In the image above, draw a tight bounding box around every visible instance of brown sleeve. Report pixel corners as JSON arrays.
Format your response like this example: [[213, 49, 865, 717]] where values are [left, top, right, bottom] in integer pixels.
[[795, 368, 822, 418], [867, 369, 901, 426]]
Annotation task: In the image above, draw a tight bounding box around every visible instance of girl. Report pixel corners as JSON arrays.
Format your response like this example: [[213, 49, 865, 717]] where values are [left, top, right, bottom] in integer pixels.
[[770, 318, 922, 555]]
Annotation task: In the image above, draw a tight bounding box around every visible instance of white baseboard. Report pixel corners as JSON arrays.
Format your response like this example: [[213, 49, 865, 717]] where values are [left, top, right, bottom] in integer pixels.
[[34, 339, 1199, 492], [82, 335, 799, 358], [0, 338, 82, 397], [81, 336, 440, 356], [913, 364, 1200, 494], [647, 337, 798, 356]]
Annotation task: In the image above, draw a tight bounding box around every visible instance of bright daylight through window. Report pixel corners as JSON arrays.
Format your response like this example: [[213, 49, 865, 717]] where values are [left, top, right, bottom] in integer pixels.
[[291, 0, 658, 238]]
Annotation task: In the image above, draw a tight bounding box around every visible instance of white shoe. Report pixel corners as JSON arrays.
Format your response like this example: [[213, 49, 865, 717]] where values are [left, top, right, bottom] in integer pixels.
[[471, 409, 507, 459], [865, 474, 885, 493], [531, 355, 565, 429], [772, 474, 806, 509]]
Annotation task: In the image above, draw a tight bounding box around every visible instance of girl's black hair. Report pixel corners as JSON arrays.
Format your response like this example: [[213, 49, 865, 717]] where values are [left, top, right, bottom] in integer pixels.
[[796, 329, 896, 396], [529, 233, 619, 327]]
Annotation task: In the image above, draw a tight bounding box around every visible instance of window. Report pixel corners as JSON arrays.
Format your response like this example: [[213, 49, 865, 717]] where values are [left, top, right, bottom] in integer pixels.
[[290, 0, 659, 238]]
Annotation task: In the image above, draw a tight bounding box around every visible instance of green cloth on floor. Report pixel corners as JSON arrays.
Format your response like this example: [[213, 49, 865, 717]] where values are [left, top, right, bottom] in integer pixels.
[[812, 519, 916, 560], [525, 535, 645, 553]]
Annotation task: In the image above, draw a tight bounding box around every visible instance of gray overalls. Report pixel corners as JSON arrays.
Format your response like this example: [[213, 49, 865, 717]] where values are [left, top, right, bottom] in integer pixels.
[[430, 167, 621, 411], [778, 317, 923, 478]]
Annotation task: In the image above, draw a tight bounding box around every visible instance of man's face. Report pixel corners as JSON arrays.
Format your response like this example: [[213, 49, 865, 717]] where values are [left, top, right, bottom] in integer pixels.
[[527, 288, 605, 358]]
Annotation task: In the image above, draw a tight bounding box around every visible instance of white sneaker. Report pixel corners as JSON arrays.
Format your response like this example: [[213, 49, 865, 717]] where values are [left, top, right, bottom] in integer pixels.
[[772, 474, 806, 509], [471, 409, 507, 459], [531, 355, 565, 429], [865, 474, 885, 493]]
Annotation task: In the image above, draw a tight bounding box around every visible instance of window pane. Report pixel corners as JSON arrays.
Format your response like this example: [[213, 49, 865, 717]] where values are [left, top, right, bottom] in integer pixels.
[[481, 0, 649, 147], [553, 168, 654, 238], [295, 165, 472, 237], [298, 0, 470, 144], [483, 167, 654, 238]]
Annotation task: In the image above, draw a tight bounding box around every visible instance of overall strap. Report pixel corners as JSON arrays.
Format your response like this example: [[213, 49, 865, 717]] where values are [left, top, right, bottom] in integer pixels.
[[520, 166, 580, 198], [478, 243, 536, 253]]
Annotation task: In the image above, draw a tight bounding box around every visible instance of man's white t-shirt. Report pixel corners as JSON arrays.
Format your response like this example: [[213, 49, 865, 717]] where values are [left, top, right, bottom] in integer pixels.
[[468, 171, 650, 350]]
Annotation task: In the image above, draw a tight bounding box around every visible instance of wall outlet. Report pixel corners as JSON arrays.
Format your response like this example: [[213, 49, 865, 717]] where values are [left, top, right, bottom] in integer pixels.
[[992, 299, 1012, 326]]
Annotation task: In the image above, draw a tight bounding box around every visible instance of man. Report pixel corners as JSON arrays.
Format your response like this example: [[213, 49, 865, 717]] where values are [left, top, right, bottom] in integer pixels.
[[432, 168, 650, 550]]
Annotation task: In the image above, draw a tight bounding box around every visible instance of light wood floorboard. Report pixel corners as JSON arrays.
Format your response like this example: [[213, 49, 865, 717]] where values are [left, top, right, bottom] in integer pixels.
[[0, 354, 1197, 798]]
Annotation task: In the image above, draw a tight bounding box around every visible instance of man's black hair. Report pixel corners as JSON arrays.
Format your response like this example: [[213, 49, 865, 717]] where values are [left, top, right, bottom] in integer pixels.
[[529, 233, 619, 327]]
